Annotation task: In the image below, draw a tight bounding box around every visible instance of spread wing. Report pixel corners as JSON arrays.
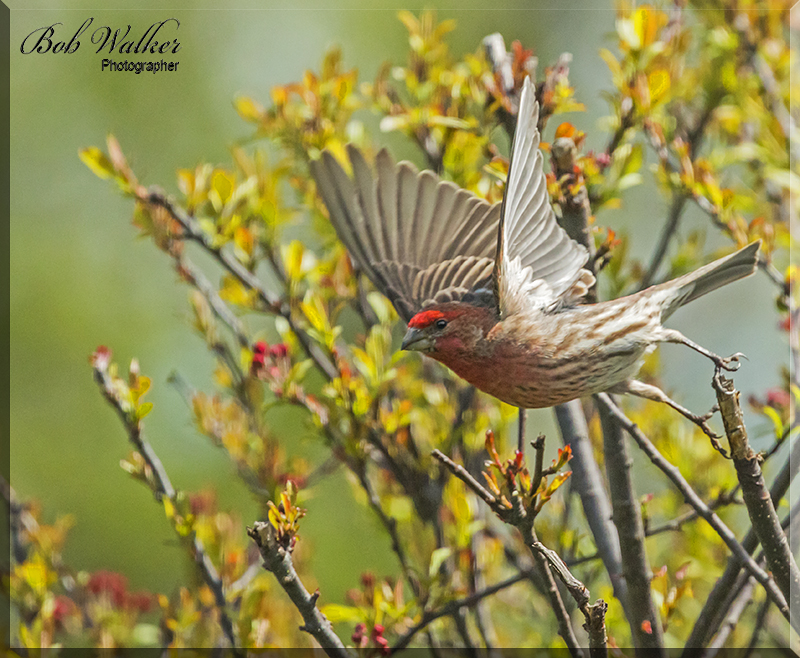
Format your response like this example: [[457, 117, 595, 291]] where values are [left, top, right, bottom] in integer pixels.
[[494, 77, 593, 318], [311, 144, 500, 322]]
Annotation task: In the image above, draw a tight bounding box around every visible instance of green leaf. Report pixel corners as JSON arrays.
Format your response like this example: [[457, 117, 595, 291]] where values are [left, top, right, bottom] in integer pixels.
[[79, 147, 114, 180], [319, 604, 363, 624], [137, 402, 153, 420], [429, 547, 452, 577]]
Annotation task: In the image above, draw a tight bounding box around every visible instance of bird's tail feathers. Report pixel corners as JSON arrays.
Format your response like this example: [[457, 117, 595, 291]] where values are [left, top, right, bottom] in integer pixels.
[[661, 240, 761, 319]]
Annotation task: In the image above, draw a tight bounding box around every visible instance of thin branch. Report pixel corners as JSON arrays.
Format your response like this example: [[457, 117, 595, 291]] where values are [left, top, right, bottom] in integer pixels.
[[177, 255, 249, 348], [597, 395, 666, 653], [640, 193, 688, 289], [603, 107, 635, 161], [531, 541, 608, 658], [596, 394, 792, 625], [466, 531, 499, 652], [685, 433, 800, 649], [431, 449, 585, 657], [431, 449, 499, 510], [523, 525, 585, 658], [554, 401, 629, 619], [247, 522, 349, 656], [390, 569, 531, 653], [351, 457, 420, 599], [144, 189, 338, 380], [743, 594, 771, 657], [707, 572, 758, 652], [92, 363, 241, 654], [713, 373, 800, 614], [644, 487, 740, 537]]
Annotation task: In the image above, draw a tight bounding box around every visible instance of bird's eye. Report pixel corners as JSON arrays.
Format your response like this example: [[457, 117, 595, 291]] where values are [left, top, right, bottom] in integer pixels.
[[435, 319, 448, 329]]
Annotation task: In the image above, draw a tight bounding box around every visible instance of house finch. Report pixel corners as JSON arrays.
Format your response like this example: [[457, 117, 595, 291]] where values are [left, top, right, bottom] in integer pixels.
[[310, 77, 760, 433]]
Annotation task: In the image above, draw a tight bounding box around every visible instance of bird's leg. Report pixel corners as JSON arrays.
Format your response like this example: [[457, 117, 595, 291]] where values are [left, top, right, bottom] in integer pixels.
[[660, 329, 745, 372], [612, 380, 727, 455]]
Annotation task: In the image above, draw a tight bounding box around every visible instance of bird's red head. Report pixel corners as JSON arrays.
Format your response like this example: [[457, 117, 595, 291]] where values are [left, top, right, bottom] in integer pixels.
[[407, 309, 455, 329], [402, 303, 496, 358]]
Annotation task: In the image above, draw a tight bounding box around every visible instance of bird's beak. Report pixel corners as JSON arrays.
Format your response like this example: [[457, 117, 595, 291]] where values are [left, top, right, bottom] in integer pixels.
[[401, 327, 433, 353]]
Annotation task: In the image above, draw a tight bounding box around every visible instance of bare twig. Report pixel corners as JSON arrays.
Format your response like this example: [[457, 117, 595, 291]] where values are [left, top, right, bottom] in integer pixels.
[[713, 373, 800, 615], [144, 189, 338, 380], [531, 541, 608, 658], [531, 541, 588, 608], [92, 363, 241, 654], [706, 572, 758, 652], [390, 569, 531, 653], [248, 522, 349, 656], [554, 401, 629, 619], [597, 395, 666, 653], [685, 434, 799, 649], [597, 394, 792, 626], [431, 448, 585, 657], [431, 449, 499, 510], [641, 193, 688, 289], [523, 526, 585, 658]]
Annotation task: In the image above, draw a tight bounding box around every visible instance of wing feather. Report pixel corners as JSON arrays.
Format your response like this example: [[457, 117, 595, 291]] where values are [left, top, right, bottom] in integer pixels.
[[494, 77, 593, 317], [312, 146, 501, 322]]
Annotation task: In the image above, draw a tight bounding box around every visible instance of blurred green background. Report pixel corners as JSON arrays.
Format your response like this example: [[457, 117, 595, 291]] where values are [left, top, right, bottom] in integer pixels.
[[10, 1, 786, 610]]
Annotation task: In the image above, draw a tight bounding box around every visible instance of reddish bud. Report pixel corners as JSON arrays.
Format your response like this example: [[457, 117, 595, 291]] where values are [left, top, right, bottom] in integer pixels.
[[90, 346, 112, 370], [352, 622, 367, 646], [189, 491, 215, 516], [126, 591, 154, 613], [513, 450, 524, 470], [373, 623, 385, 637], [641, 620, 653, 634], [595, 152, 611, 167], [52, 596, 76, 628], [766, 388, 790, 410], [270, 343, 288, 358], [87, 570, 127, 607], [360, 572, 376, 590]]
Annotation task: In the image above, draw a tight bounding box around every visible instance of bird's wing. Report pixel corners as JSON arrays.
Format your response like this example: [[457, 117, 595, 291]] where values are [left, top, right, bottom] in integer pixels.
[[494, 77, 593, 319], [311, 144, 500, 322]]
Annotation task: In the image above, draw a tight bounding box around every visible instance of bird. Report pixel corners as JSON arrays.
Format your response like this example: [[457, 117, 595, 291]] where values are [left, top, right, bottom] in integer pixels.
[[310, 76, 760, 435]]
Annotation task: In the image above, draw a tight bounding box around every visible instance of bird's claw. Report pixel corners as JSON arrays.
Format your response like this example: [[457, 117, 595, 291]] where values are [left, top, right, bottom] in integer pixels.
[[715, 352, 746, 372], [687, 406, 730, 457], [697, 404, 719, 423], [696, 418, 720, 440]]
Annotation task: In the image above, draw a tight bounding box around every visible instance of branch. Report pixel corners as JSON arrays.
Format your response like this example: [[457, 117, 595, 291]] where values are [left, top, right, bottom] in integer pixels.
[[554, 401, 629, 619], [248, 522, 350, 657], [707, 571, 758, 651], [640, 193, 688, 289], [144, 189, 338, 380], [351, 457, 420, 599], [391, 569, 531, 653], [531, 541, 608, 658], [596, 395, 666, 653], [92, 363, 241, 653], [431, 449, 585, 657], [685, 434, 800, 649], [596, 394, 792, 626], [431, 449, 499, 511], [713, 373, 800, 614]]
